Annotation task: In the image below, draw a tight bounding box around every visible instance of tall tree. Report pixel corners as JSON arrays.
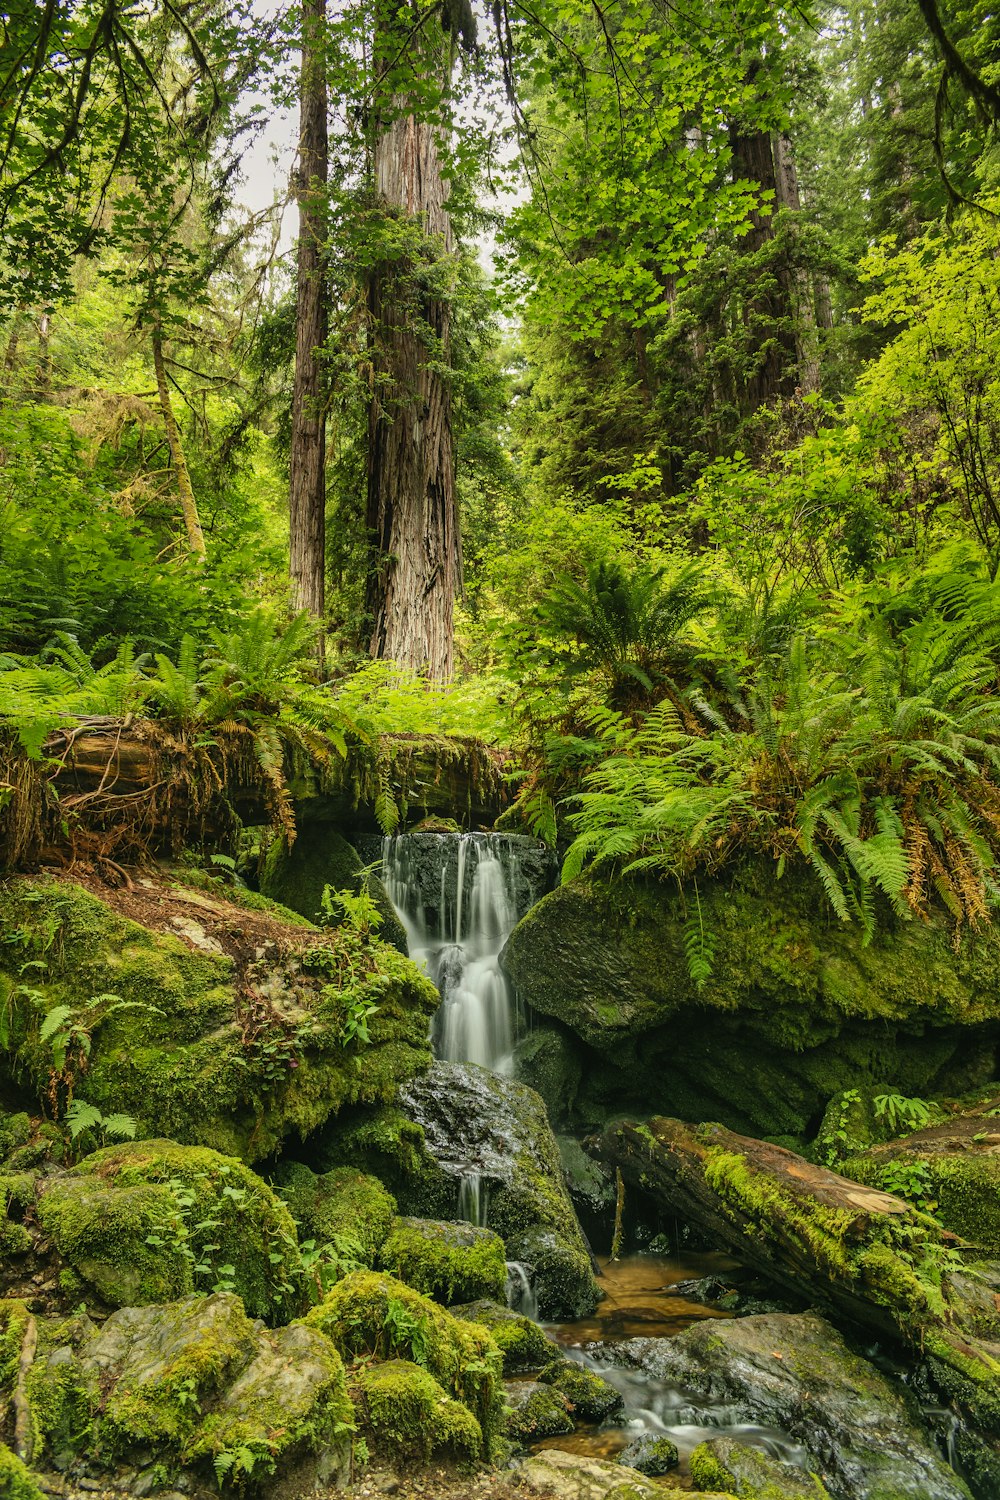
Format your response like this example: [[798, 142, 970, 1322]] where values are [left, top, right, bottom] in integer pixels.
[[289, 0, 330, 624]]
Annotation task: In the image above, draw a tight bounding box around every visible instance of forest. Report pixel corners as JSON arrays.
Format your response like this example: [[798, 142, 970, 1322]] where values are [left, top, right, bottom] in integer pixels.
[[5, 1, 1000, 1498]]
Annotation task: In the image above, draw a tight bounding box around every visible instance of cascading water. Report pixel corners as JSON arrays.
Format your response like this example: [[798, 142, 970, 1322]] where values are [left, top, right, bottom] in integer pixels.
[[383, 831, 552, 1073]]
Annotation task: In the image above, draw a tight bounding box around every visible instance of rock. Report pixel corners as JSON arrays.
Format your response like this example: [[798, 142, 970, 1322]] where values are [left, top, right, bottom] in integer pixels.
[[260, 825, 408, 952], [0, 1443, 46, 1500], [519, 1448, 722, 1500], [539, 1359, 624, 1421], [34, 1141, 302, 1321], [503, 1380, 574, 1443], [0, 875, 438, 1163], [607, 1311, 971, 1500], [354, 1359, 484, 1461], [377, 1217, 508, 1305], [500, 868, 1000, 1137], [13, 1292, 352, 1496], [451, 1299, 558, 1374], [690, 1436, 830, 1498], [513, 1027, 584, 1130], [269, 1162, 397, 1264], [320, 1061, 598, 1319], [617, 1434, 679, 1476], [301, 1270, 505, 1456]]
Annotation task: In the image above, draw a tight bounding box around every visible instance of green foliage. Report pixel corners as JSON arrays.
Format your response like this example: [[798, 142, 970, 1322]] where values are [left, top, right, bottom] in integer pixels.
[[873, 1094, 933, 1135]]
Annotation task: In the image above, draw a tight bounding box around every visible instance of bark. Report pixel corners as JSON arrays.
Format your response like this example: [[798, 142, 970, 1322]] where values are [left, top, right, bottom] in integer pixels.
[[289, 0, 329, 627], [729, 127, 801, 409], [152, 321, 207, 558], [774, 131, 820, 394], [595, 1116, 1000, 1429], [366, 16, 459, 681]]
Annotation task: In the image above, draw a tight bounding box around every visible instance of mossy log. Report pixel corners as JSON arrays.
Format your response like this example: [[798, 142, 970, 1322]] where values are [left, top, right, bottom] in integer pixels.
[[595, 1118, 1000, 1439]]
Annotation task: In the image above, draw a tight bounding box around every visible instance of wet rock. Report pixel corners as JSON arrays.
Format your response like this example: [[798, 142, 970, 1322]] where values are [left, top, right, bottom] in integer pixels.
[[691, 1436, 830, 1498], [606, 1311, 971, 1500], [500, 867, 1000, 1137], [503, 1380, 574, 1443], [539, 1359, 624, 1421], [260, 824, 408, 951], [513, 1028, 583, 1130], [377, 1217, 508, 1305], [617, 1434, 679, 1476], [519, 1448, 728, 1500], [382, 833, 555, 936], [322, 1061, 599, 1319]]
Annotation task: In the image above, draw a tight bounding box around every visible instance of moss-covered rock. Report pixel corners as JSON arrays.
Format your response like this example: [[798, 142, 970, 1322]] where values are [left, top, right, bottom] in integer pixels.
[[504, 1379, 574, 1443], [35, 1140, 303, 1322], [521, 1448, 711, 1500], [513, 1026, 584, 1130], [354, 1358, 483, 1462], [0, 1443, 45, 1500], [0, 876, 438, 1162], [301, 1270, 504, 1456], [321, 1062, 599, 1319], [377, 1217, 508, 1305], [690, 1438, 830, 1498], [617, 1434, 679, 1476], [540, 1359, 624, 1421], [451, 1299, 558, 1374], [270, 1161, 396, 1264], [500, 868, 1000, 1136], [260, 825, 408, 951]]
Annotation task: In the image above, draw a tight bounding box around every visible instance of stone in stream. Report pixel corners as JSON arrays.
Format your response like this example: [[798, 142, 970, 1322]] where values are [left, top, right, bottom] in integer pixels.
[[617, 1433, 679, 1476], [500, 865, 1000, 1138], [539, 1358, 625, 1421], [691, 1435, 831, 1498], [318, 1060, 600, 1319], [520, 1447, 734, 1499], [602, 1310, 972, 1500], [504, 1379, 575, 1443]]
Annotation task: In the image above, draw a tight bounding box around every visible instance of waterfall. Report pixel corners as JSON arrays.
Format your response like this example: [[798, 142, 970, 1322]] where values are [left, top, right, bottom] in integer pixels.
[[382, 832, 551, 1073]]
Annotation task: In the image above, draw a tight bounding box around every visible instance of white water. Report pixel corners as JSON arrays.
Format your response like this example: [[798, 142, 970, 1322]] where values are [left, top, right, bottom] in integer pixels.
[[383, 832, 541, 1073]]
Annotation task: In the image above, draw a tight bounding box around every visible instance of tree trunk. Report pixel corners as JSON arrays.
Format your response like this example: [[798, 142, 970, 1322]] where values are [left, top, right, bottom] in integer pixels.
[[365, 16, 459, 682], [595, 1116, 1000, 1435], [289, 0, 329, 627], [152, 321, 206, 558], [774, 132, 820, 394], [729, 127, 801, 410]]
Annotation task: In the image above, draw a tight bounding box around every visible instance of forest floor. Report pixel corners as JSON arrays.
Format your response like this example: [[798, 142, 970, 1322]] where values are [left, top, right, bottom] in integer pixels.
[[48, 1465, 541, 1499]]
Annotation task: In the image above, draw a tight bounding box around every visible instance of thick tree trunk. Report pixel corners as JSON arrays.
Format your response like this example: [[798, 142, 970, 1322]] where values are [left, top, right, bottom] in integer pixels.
[[152, 321, 206, 558], [729, 127, 801, 410], [596, 1116, 1000, 1435], [774, 132, 820, 394], [289, 0, 328, 627], [366, 25, 459, 682]]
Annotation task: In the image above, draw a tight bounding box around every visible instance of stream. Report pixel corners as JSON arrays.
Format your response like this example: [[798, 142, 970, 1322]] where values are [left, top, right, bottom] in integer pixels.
[[380, 831, 813, 1485]]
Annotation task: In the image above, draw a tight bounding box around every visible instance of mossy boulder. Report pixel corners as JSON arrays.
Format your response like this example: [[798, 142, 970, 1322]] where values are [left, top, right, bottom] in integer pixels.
[[504, 1379, 574, 1443], [690, 1438, 830, 1498], [500, 868, 1000, 1136], [321, 1062, 599, 1319], [270, 1162, 396, 1264], [618, 1434, 679, 1476], [301, 1270, 504, 1456], [260, 825, 407, 951], [35, 1140, 302, 1322], [354, 1358, 483, 1461], [0, 876, 438, 1162], [7, 1292, 353, 1495], [0, 1444, 45, 1500], [521, 1448, 720, 1500], [377, 1216, 508, 1305], [540, 1359, 624, 1421], [452, 1299, 558, 1374]]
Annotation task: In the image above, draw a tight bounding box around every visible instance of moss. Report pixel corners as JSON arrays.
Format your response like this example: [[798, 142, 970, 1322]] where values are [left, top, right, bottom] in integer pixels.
[[260, 825, 408, 951], [618, 1435, 679, 1476], [272, 1162, 397, 1264], [377, 1218, 508, 1306], [39, 1140, 303, 1322], [0, 877, 437, 1163], [540, 1360, 624, 1421], [451, 1300, 557, 1374], [0, 1298, 31, 1389], [690, 1440, 830, 1499], [0, 1443, 45, 1500], [844, 1146, 1000, 1255], [504, 1381, 574, 1444], [301, 1270, 504, 1455], [0, 1111, 31, 1162], [355, 1359, 482, 1462]]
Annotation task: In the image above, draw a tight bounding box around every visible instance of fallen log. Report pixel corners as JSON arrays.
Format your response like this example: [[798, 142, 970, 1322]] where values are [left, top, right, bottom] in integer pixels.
[[595, 1117, 1000, 1436]]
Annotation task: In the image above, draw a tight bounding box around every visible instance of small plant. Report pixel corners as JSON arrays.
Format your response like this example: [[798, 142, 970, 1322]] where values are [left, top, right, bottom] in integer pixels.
[[62, 1099, 137, 1157], [320, 882, 384, 938], [299, 1232, 366, 1301], [874, 1093, 932, 1135], [878, 1159, 938, 1212], [381, 1297, 430, 1366]]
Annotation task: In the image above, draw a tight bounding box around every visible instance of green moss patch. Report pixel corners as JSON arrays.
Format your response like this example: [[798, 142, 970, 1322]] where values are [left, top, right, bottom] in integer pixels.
[[451, 1299, 557, 1374], [354, 1359, 482, 1462], [0, 1444, 45, 1500], [378, 1217, 508, 1305], [272, 1161, 397, 1264]]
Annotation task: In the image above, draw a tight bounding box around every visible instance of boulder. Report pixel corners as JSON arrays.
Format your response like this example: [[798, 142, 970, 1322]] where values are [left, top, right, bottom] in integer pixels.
[[269, 1162, 396, 1264], [318, 1062, 598, 1318], [514, 1026, 584, 1130], [604, 1312, 971, 1500], [377, 1216, 508, 1305], [500, 869, 1000, 1136], [0, 875, 438, 1163], [451, 1299, 558, 1374], [301, 1270, 505, 1457], [504, 1379, 574, 1443], [617, 1434, 679, 1476], [539, 1358, 624, 1421], [260, 824, 407, 951], [354, 1358, 484, 1461], [519, 1447, 733, 1500], [691, 1436, 830, 1498], [5, 1292, 353, 1496]]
